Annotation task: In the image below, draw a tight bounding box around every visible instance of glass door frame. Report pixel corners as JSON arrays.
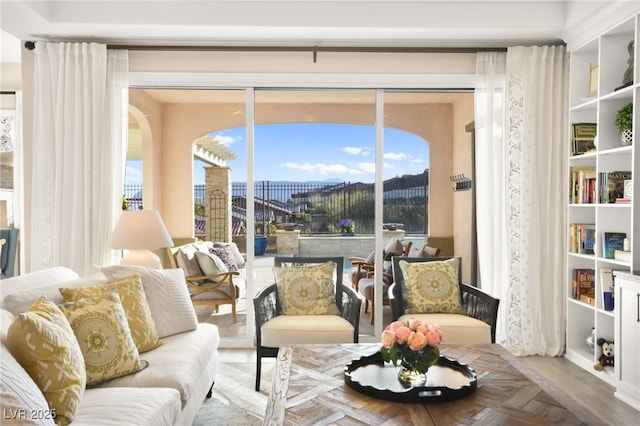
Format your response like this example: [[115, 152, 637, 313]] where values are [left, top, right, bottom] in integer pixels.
[[129, 71, 475, 348]]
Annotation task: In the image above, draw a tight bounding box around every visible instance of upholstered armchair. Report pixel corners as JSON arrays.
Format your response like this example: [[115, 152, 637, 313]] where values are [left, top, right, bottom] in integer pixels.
[[390, 256, 499, 344], [0, 228, 19, 279], [253, 256, 361, 391]]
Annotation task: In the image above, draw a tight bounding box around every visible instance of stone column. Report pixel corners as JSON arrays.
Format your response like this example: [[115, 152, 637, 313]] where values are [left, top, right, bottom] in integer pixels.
[[277, 230, 300, 255], [204, 166, 232, 243]]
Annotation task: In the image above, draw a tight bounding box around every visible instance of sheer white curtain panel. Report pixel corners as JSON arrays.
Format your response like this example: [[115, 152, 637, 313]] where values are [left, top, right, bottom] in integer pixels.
[[475, 46, 568, 356], [31, 43, 128, 275]]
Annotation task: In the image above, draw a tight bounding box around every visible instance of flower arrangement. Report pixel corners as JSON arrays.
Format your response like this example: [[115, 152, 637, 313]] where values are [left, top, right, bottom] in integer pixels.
[[337, 218, 355, 233], [380, 318, 443, 375]]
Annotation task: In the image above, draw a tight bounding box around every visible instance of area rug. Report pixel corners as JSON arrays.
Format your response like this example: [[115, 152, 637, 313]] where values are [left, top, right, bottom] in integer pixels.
[[193, 362, 274, 426]]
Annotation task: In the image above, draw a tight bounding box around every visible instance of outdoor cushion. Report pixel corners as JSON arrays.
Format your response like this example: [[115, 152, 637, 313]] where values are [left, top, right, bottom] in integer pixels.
[[397, 313, 491, 345], [274, 260, 339, 315], [261, 315, 354, 347], [210, 246, 238, 271], [195, 251, 228, 282], [7, 297, 86, 426], [399, 258, 464, 314], [175, 246, 204, 279]]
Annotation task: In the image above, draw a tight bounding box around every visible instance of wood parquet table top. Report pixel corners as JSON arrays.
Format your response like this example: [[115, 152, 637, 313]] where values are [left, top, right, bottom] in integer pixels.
[[263, 343, 599, 425]]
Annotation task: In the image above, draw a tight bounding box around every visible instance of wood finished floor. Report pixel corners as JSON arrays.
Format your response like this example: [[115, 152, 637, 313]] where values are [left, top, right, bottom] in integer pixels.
[[219, 347, 639, 425]]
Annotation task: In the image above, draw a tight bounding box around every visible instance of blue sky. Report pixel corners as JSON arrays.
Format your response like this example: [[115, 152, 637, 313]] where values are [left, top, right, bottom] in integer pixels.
[[125, 123, 429, 185]]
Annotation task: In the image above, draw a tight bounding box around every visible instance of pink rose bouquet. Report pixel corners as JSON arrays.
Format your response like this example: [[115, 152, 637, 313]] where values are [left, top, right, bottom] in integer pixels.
[[380, 318, 444, 374]]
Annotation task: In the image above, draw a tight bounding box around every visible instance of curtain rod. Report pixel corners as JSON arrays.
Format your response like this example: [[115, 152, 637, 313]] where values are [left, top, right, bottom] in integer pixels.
[[24, 41, 515, 53]]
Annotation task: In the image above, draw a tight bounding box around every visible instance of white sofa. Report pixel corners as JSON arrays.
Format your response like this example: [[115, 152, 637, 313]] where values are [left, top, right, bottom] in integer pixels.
[[0, 266, 220, 426]]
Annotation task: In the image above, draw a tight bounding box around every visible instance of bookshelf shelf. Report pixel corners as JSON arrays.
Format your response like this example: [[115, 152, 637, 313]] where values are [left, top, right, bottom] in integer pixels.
[[566, 12, 639, 400]]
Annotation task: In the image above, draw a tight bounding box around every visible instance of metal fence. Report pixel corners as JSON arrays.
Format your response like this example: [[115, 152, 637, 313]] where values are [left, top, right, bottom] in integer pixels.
[[126, 174, 427, 235]]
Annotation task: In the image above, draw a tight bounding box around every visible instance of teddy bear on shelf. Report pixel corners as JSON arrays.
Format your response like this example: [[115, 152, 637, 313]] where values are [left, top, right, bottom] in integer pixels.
[[594, 338, 614, 371]]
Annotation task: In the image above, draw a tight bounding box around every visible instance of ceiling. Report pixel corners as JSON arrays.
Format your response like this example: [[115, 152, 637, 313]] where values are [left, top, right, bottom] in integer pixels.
[[0, 1, 607, 50]]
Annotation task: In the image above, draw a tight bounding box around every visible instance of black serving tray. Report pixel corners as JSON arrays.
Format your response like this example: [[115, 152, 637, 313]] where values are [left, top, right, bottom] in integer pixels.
[[344, 351, 477, 403]]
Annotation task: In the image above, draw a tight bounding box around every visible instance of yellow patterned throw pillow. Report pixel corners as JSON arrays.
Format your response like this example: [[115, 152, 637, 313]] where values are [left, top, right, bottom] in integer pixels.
[[6, 296, 86, 426], [399, 258, 465, 314], [59, 275, 162, 353], [274, 261, 340, 315], [58, 290, 143, 386]]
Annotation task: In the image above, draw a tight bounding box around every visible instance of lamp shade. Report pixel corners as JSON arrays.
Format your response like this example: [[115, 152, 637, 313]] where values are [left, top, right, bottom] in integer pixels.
[[108, 210, 174, 250]]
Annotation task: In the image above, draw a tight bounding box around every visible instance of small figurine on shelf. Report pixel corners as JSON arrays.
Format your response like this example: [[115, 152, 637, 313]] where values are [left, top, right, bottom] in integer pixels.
[[594, 338, 614, 371], [621, 41, 635, 89]]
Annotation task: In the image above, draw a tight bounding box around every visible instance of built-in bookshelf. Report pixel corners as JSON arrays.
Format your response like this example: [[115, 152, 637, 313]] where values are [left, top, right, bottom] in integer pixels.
[[566, 11, 639, 401]]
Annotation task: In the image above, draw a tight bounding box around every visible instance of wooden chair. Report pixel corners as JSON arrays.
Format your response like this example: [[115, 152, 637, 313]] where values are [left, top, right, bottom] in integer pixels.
[[167, 244, 242, 323], [253, 256, 361, 391], [390, 256, 500, 344], [355, 241, 413, 324]]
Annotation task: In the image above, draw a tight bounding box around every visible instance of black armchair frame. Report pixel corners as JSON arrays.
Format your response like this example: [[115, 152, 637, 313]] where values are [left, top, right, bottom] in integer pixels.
[[390, 256, 499, 343], [253, 256, 362, 391]]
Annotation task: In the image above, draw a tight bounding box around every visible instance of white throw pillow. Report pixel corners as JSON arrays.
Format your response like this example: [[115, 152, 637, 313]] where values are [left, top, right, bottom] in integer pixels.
[[195, 251, 228, 282], [101, 266, 198, 338], [1, 344, 54, 426]]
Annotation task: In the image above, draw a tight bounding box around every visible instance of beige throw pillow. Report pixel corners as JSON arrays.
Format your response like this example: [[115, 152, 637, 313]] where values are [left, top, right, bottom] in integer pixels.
[[59, 275, 162, 353], [7, 297, 86, 426], [195, 251, 229, 282], [399, 258, 464, 314], [59, 290, 143, 386], [274, 261, 340, 315]]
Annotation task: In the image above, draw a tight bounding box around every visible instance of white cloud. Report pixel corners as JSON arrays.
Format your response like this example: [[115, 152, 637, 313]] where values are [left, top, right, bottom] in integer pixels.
[[384, 152, 409, 161], [283, 162, 350, 175], [342, 146, 364, 155], [214, 134, 238, 147], [410, 156, 425, 164]]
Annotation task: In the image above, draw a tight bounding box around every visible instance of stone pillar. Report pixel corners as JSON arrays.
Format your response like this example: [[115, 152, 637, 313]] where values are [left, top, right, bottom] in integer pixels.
[[277, 230, 300, 255], [204, 166, 232, 243]]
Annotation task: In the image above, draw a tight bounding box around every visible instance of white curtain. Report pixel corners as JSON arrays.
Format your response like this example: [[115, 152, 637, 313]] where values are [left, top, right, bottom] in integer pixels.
[[31, 43, 128, 275], [475, 46, 568, 356]]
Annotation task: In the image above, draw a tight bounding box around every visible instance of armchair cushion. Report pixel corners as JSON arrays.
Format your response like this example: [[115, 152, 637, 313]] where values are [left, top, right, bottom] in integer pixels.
[[175, 246, 204, 279], [195, 252, 228, 282], [397, 313, 491, 345], [210, 246, 238, 272], [261, 315, 354, 347], [59, 289, 144, 386], [274, 261, 340, 315], [399, 258, 464, 314]]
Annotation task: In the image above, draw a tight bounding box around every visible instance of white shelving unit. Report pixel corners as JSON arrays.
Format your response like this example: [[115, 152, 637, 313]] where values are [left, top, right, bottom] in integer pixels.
[[566, 13, 639, 390]]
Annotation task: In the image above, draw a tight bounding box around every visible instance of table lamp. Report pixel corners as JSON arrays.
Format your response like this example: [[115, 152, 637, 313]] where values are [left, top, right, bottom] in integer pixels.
[[108, 210, 174, 269]]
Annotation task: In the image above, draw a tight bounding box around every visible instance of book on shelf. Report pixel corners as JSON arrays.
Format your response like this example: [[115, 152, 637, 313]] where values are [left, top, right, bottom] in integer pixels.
[[599, 171, 632, 203], [615, 198, 631, 204], [600, 268, 615, 312], [569, 223, 595, 254], [602, 232, 626, 259], [570, 123, 597, 155], [570, 167, 596, 204], [572, 268, 595, 303], [614, 249, 631, 262]]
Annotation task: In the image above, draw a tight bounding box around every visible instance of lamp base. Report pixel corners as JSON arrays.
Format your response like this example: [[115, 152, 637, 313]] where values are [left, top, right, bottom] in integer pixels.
[[120, 249, 163, 269]]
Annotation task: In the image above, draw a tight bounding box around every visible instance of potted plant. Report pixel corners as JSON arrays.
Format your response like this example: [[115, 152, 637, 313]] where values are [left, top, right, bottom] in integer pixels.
[[615, 102, 633, 146], [337, 218, 355, 236]]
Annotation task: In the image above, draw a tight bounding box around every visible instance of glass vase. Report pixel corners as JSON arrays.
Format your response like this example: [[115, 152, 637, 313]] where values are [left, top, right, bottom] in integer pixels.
[[397, 364, 427, 387]]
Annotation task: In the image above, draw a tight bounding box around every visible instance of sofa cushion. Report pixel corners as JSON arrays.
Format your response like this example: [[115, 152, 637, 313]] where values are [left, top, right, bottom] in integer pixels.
[[95, 323, 220, 409], [261, 315, 354, 347], [7, 297, 86, 426], [59, 290, 144, 385], [72, 387, 181, 426], [397, 313, 491, 345], [274, 260, 340, 315], [1, 342, 54, 426], [175, 246, 204, 279], [59, 275, 162, 353], [102, 266, 198, 338], [1, 267, 91, 314], [384, 238, 404, 257], [399, 258, 464, 314]]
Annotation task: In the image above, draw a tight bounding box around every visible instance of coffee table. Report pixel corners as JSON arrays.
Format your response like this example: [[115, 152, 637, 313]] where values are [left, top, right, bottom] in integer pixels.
[[263, 343, 596, 425]]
